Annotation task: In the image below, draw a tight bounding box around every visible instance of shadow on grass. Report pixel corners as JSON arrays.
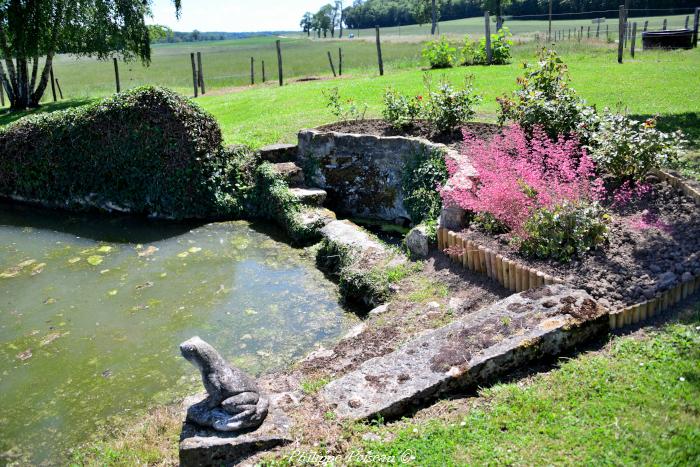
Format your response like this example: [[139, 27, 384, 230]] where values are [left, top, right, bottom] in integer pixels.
[[630, 111, 700, 149], [0, 98, 94, 127]]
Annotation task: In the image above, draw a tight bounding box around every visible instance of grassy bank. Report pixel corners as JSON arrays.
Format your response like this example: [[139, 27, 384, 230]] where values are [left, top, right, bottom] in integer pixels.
[[348, 304, 700, 465]]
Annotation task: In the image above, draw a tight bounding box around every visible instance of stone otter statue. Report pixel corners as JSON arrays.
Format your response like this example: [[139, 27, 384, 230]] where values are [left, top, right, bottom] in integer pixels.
[[180, 336, 269, 432]]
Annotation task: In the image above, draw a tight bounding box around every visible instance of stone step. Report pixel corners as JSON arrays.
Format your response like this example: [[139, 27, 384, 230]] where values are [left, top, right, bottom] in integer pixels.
[[321, 285, 607, 421], [258, 143, 298, 163], [289, 187, 327, 206], [270, 162, 305, 187]]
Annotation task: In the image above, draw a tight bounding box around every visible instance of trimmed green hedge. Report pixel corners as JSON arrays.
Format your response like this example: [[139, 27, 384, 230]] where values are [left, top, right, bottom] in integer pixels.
[[0, 86, 232, 219]]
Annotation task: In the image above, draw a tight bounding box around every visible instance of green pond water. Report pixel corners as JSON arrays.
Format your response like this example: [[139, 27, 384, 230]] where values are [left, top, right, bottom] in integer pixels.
[[0, 203, 356, 464]]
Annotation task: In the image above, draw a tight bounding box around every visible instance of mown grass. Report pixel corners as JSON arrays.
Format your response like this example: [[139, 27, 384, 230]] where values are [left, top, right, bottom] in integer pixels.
[[193, 42, 700, 148]]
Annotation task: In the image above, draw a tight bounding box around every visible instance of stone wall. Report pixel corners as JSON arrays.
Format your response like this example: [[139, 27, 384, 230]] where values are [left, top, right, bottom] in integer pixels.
[[297, 129, 456, 223]]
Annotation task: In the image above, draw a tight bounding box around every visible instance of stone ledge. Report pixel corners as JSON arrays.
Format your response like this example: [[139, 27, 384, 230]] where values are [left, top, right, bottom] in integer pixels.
[[179, 395, 292, 467], [321, 285, 607, 421]]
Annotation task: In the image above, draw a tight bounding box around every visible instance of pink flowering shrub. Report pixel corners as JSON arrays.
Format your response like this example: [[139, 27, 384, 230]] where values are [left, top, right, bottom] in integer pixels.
[[441, 124, 604, 235]]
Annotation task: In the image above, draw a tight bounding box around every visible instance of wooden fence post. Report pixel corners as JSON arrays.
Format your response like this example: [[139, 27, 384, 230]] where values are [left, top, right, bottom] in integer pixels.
[[197, 52, 205, 94], [327, 51, 337, 77], [663, 18, 667, 30], [644, 20, 648, 31], [618, 5, 625, 64], [693, 8, 700, 48], [338, 48, 342, 76], [55, 79, 64, 99], [484, 12, 492, 64], [375, 26, 384, 76], [49, 65, 57, 102], [587, 25, 590, 38], [250, 57, 255, 85], [113, 58, 120, 93], [190, 52, 198, 97], [685, 15, 690, 29], [579, 25, 583, 41], [262, 60, 266, 83], [596, 22, 600, 38], [276, 39, 284, 86], [631, 22, 637, 58], [0, 82, 4, 107]]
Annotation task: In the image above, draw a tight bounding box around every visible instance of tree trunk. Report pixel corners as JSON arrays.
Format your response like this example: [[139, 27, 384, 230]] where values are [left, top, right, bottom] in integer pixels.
[[30, 53, 54, 107], [431, 0, 437, 35]]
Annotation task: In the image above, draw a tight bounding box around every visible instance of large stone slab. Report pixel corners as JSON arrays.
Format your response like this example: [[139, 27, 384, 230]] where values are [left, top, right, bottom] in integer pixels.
[[318, 220, 407, 309], [298, 129, 470, 222], [179, 395, 292, 467], [321, 285, 607, 420]]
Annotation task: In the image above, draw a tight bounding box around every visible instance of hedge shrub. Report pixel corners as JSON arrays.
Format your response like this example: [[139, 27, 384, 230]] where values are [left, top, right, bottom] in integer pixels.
[[0, 86, 233, 219]]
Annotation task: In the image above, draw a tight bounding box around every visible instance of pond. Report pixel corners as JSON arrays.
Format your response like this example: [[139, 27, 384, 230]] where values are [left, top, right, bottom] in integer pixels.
[[0, 202, 356, 464]]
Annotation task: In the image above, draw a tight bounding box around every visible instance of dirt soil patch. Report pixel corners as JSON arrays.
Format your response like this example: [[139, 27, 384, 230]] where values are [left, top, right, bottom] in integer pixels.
[[460, 179, 700, 310], [317, 119, 501, 147]]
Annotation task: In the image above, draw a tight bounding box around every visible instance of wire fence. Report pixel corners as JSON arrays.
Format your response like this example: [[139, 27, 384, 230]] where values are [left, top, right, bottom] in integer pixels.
[[1, 8, 698, 109]]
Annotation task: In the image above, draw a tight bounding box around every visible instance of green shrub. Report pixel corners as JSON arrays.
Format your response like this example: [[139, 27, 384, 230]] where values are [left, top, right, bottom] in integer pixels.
[[460, 35, 477, 65], [322, 87, 367, 121], [382, 88, 423, 129], [422, 36, 457, 69], [423, 74, 481, 133], [401, 147, 448, 225], [497, 49, 598, 142], [252, 163, 322, 244], [474, 27, 513, 65], [0, 86, 232, 219], [520, 202, 609, 262], [586, 111, 686, 182]]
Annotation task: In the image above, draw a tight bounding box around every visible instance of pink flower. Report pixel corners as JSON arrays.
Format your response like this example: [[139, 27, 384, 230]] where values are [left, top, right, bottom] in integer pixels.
[[440, 124, 603, 236]]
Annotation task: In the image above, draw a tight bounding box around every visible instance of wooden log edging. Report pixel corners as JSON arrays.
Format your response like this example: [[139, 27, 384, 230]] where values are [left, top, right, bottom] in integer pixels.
[[652, 169, 700, 204], [437, 228, 564, 294], [437, 227, 700, 331], [608, 274, 700, 330]]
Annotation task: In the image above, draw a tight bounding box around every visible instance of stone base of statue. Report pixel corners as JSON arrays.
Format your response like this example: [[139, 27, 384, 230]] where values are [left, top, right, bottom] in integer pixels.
[[179, 394, 292, 467]]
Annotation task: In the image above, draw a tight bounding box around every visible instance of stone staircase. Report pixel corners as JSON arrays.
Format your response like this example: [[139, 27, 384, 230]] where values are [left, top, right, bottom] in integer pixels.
[[259, 144, 334, 238]]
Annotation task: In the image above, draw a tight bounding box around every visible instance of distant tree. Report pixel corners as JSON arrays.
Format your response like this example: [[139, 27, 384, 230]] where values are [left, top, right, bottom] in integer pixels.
[[192, 29, 201, 41], [0, 0, 182, 111], [482, 0, 512, 28], [411, 0, 442, 33], [300, 12, 313, 36], [148, 25, 171, 43], [336, 1, 344, 38], [313, 5, 333, 38]]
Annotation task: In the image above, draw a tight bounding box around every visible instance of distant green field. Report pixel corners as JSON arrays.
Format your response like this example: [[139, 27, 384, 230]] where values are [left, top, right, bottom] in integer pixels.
[[2, 12, 692, 108], [351, 12, 694, 39], [39, 36, 422, 102]]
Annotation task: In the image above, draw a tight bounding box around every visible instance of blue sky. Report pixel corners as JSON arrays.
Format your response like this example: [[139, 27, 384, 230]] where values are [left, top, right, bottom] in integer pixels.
[[149, 0, 331, 32]]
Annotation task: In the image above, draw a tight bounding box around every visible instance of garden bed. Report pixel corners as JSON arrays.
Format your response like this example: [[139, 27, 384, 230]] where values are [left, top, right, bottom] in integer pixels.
[[457, 179, 700, 310], [317, 119, 501, 147]]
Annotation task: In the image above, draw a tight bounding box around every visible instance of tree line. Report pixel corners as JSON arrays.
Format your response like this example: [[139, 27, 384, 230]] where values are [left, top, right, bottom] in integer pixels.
[[308, 0, 699, 31]]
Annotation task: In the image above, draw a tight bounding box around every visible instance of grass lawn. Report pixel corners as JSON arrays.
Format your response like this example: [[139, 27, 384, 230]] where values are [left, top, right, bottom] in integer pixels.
[[193, 43, 700, 149]]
